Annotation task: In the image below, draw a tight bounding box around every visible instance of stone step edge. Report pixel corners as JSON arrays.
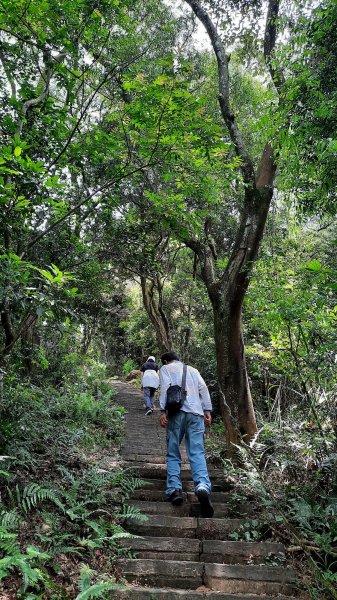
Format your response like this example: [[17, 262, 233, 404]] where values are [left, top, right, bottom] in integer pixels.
[[117, 558, 296, 582], [111, 588, 298, 600], [121, 536, 285, 555], [127, 515, 245, 528]]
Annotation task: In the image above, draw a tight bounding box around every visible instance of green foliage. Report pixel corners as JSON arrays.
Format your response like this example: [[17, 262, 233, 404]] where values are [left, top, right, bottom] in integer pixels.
[[246, 220, 337, 406], [75, 564, 122, 599], [229, 519, 269, 542], [8, 483, 64, 515], [0, 345, 140, 596], [220, 427, 337, 599], [279, 0, 337, 214], [0, 516, 52, 595], [122, 358, 138, 376]]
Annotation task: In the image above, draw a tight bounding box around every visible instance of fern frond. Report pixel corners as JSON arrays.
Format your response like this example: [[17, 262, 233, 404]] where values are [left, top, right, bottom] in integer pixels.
[[21, 483, 64, 513], [58, 465, 77, 485], [120, 476, 147, 498], [0, 555, 18, 579], [118, 504, 148, 522], [109, 531, 140, 540], [16, 558, 42, 590], [11, 483, 65, 515], [85, 520, 106, 535], [75, 582, 124, 599], [78, 564, 96, 592], [0, 528, 20, 555], [0, 509, 21, 530]]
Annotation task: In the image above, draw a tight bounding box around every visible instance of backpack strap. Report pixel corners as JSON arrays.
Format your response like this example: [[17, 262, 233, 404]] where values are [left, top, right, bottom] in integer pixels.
[[181, 363, 187, 399]]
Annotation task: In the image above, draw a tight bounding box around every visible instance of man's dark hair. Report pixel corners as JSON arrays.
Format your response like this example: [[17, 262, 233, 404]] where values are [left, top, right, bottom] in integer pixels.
[[161, 351, 180, 364]]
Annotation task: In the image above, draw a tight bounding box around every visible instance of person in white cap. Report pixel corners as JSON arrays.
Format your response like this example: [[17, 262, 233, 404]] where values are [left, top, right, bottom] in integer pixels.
[[140, 356, 160, 415]]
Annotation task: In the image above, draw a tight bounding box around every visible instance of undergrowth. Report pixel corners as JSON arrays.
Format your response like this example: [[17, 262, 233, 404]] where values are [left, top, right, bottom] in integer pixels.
[[206, 400, 337, 600], [0, 357, 143, 599]]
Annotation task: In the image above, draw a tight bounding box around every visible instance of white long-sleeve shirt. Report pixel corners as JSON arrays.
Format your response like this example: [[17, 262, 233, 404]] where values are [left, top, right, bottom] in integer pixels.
[[159, 360, 212, 416]]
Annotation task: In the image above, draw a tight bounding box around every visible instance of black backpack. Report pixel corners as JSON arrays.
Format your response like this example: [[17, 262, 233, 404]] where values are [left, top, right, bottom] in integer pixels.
[[165, 364, 187, 416]]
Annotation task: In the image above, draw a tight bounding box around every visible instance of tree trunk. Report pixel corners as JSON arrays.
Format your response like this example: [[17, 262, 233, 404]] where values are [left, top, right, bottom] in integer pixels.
[[140, 276, 172, 355], [210, 288, 256, 447], [193, 177, 275, 446], [21, 314, 39, 375], [1, 304, 15, 350], [184, 0, 280, 446]]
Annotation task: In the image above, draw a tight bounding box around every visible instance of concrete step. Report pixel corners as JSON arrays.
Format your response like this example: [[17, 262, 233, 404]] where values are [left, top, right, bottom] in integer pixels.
[[121, 446, 166, 453], [121, 536, 201, 561], [122, 455, 168, 463], [204, 562, 296, 595], [116, 559, 296, 595], [122, 435, 164, 440], [128, 499, 250, 518], [120, 536, 285, 565], [127, 515, 198, 538], [122, 450, 167, 457], [111, 590, 299, 600], [129, 499, 191, 516], [131, 489, 231, 503], [124, 463, 224, 480], [197, 517, 248, 540], [126, 514, 245, 539], [200, 539, 285, 564], [117, 558, 203, 589]]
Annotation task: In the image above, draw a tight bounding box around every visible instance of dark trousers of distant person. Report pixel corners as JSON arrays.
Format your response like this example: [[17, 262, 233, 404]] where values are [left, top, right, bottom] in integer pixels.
[[143, 386, 156, 410]]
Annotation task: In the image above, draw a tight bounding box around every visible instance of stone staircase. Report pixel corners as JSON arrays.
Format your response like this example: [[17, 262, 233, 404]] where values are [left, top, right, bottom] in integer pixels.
[[112, 381, 303, 600]]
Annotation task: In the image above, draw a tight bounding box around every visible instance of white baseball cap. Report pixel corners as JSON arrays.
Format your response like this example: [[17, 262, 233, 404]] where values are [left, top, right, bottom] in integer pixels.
[[147, 356, 156, 362]]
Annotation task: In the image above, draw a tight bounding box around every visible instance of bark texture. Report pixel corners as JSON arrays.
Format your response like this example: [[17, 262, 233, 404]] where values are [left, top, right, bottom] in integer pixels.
[[21, 314, 39, 374]]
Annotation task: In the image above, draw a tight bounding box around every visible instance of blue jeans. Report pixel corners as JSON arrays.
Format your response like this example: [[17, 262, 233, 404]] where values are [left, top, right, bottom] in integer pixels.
[[166, 411, 211, 496]]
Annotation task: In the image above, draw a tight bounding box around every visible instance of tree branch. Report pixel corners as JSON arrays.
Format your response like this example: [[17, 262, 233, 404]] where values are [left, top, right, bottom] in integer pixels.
[[0, 39, 16, 98], [16, 51, 52, 136], [20, 157, 164, 259], [264, 0, 285, 93], [184, 0, 255, 185]]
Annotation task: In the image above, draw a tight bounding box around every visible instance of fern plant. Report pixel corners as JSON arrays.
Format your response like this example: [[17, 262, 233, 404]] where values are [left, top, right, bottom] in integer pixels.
[[0, 508, 21, 531], [118, 504, 148, 522], [0, 525, 19, 556], [119, 475, 147, 501], [74, 564, 125, 599], [0, 534, 51, 592], [7, 483, 64, 515]]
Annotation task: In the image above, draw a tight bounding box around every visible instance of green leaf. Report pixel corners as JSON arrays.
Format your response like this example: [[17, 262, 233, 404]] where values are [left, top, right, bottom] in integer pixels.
[[305, 260, 321, 272], [14, 147, 22, 157]]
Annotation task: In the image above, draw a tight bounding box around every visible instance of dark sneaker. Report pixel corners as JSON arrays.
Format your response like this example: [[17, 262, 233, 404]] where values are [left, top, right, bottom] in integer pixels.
[[145, 408, 153, 416], [196, 487, 214, 518], [167, 489, 183, 506]]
